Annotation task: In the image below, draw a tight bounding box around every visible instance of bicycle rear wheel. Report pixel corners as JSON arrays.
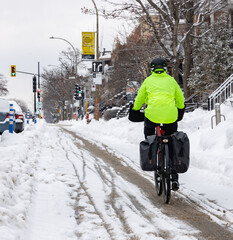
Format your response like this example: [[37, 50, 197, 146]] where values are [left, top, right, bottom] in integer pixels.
[[162, 144, 171, 204]]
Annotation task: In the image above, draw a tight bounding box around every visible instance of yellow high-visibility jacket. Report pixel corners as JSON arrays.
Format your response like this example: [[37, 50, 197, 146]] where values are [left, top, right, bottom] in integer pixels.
[[132, 71, 185, 124]]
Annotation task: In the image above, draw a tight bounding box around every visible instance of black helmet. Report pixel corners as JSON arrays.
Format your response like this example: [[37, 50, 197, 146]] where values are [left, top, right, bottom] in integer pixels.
[[150, 58, 167, 71]]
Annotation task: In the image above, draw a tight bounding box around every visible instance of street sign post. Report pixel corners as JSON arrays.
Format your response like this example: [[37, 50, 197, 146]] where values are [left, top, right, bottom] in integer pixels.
[[92, 61, 103, 73], [36, 101, 43, 109], [74, 101, 80, 107], [93, 73, 102, 85], [91, 84, 96, 92]]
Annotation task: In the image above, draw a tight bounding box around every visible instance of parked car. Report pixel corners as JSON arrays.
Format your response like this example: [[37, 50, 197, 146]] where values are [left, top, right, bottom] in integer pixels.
[[0, 98, 15, 134], [9, 100, 25, 133], [0, 98, 25, 134]]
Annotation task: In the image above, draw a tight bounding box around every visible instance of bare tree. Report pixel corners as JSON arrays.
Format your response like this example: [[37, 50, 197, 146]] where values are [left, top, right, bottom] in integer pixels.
[[0, 74, 8, 96], [9, 98, 28, 113], [41, 48, 86, 120], [83, 0, 227, 98]]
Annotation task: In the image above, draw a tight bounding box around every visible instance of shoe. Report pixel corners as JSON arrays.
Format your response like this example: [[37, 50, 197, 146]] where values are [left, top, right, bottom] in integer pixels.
[[172, 180, 179, 191]]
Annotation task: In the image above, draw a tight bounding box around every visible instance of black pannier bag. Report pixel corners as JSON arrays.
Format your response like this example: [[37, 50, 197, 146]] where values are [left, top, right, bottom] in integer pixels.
[[139, 135, 158, 171], [170, 131, 190, 173]]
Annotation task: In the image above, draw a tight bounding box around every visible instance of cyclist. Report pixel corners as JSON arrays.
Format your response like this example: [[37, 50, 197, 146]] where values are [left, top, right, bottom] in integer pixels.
[[131, 57, 185, 191]]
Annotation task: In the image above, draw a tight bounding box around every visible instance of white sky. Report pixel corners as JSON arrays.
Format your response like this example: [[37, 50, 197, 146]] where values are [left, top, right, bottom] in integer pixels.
[[0, 0, 126, 110]]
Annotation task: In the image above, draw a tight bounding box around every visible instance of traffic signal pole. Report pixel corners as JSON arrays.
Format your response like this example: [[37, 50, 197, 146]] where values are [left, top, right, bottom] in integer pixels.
[[12, 64, 42, 122], [38, 62, 41, 101], [34, 91, 37, 123], [12, 68, 38, 124], [33, 76, 37, 124]]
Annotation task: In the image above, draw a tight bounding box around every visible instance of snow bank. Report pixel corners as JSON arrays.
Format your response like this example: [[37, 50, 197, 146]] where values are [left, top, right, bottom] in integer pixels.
[[0, 120, 78, 240], [0, 122, 45, 238]]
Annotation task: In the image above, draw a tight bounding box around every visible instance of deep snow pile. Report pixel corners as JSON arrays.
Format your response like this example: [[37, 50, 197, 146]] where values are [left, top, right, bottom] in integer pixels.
[[0, 125, 39, 238], [0, 123, 78, 239]]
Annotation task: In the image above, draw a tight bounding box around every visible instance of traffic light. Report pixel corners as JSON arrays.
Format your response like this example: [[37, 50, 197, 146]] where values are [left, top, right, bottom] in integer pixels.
[[11, 65, 16, 77], [74, 84, 84, 100], [37, 89, 41, 98], [74, 84, 79, 100], [33, 76, 37, 92], [78, 86, 81, 99]]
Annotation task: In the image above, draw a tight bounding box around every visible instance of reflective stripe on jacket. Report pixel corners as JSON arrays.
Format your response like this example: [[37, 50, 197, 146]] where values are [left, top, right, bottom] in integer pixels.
[[132, 71, 185, 124]]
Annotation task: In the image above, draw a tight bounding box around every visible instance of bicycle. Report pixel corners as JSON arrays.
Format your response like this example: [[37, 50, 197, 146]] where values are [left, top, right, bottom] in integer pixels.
[[154, 125, 172, 204]]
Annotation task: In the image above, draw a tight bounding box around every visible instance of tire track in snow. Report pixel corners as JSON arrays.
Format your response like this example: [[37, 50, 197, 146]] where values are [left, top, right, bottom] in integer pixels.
[[95, 161, 138, 239], [57, 130, 158, 239], [57, 135, 114, 240], [59, 137, 142, 239]]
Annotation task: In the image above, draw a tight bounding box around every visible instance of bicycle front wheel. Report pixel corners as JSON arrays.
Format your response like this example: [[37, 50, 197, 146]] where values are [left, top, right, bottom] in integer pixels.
[[154, 170, 162, 196], [162, 173, 171, 204], [162, 144, 171, 204]]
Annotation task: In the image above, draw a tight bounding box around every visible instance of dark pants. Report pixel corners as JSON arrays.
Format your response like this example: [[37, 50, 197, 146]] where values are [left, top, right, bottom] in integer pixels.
[[144, 117, 178, 181], [144, 117, 177, 138]]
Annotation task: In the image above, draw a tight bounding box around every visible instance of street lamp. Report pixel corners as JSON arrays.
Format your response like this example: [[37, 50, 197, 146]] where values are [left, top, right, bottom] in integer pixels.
[[91, 0, 99, 60], [49, 37, 79, 119], [49, 36, 78, 82]]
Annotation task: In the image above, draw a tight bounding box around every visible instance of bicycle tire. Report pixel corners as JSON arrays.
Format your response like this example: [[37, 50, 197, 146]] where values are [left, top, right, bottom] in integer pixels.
[[154, 170, 162, 196], [162, 143, 171, 204], [154, 148, 163, 196]]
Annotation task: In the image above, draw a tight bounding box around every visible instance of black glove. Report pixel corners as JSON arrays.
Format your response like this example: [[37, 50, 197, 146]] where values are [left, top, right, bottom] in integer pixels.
[[128, 105, 144, 122], [177, 104, 186, 121]]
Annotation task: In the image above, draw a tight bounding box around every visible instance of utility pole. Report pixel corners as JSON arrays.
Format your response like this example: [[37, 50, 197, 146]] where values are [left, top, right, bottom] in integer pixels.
[[92, 0, 100, 120]]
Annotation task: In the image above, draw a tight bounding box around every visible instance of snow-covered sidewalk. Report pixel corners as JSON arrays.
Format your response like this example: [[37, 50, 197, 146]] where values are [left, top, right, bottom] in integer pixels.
[[0, 123, 78, 240], [24, 126, 78, 240]]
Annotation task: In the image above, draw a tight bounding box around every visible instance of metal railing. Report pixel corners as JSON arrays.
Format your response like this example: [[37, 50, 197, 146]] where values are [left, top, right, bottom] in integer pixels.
[[208, 74, 233, 111], [211, 103, 226, 128], [116, 103, 131, 119]]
